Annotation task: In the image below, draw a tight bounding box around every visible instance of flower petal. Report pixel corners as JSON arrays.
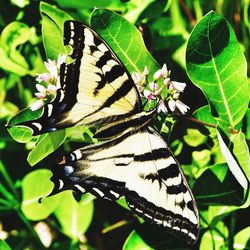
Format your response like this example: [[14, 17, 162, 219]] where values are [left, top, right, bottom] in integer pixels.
[[171, 81, 186, 92], [143, 89, 155, 101], [157, 100, 168, 113], [175, 100, 190, 114], [153, 69, 162, 80], [168, 99, 176, 112], [36, 73, 51, 83], [36, 84, 46, 93], [161, 63, 169, 78], [149, 82, 159, 91], [30, 100, 44, 111]]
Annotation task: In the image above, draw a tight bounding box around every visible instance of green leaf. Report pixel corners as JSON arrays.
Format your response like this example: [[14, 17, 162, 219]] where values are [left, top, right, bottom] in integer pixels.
[[193, 105, 217, 128], [54, 0, 127, 11], [217, 129, 248, 190], [21, 169, 61, 220], [7, 107, 43, 143], [183, 128, 207, 147], [123, 230, 153, 250], [234, 227, 250, 250], [200, 221, 228, 250], [54, 191, 94, 238], [91, 9, 159, 81], [194, 164, 244, 205], [186, 11, 248, 128], [245, 109, 250, 140], [0, 240, 11, 250], [192, 149, 211, 168], [0, 22, 32, 76], [40, 1, 73, 60], [27, 130, 66, 166]]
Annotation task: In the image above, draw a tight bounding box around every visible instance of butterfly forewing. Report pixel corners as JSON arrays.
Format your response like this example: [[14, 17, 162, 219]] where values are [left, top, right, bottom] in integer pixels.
[[19, 21, 142, 135], [48, 128, 199, 244]]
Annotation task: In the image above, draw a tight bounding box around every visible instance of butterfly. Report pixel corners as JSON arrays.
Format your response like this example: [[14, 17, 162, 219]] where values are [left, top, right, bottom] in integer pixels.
[[17, 20, 199, 244]]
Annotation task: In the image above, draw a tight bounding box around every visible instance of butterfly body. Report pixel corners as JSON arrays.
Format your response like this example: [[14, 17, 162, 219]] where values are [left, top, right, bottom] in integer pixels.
[[16, 21, 199, 244]]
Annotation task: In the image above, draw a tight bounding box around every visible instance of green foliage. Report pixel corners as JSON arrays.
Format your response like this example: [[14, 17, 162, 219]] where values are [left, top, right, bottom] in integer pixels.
[[0, 1, 249, 249]]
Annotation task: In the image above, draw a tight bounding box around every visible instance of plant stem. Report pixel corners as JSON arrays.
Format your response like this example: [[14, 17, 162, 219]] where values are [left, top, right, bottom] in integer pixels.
[[187, 117, 217, 128], [0, 160, 19, 199], [228, 212, 236, 250], [17, 209, 46, 250]]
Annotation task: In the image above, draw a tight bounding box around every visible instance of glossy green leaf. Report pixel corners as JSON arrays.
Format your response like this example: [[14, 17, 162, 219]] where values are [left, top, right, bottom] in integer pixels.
[[200, 221, 228, 250], [123, 230, 153, 250], [40, 1, 73, 60], [21, 169, 61, 220], [54, 191, 94, 238], [183, 128, 207, 147], [234, 227, 250, 250], [91, 9, 159, 81], [186, 11, 248, 128], [54, 0, 127, 11], [193, 105, 217, 128], [0, 240, 11, 250], [217, 129, 248, 190], [27, 130, 66, 166]]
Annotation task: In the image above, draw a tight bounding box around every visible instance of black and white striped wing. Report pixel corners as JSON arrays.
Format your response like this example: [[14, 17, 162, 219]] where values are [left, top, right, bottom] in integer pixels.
[[20, 21, 142, 135], [48, 128, 199, 244]]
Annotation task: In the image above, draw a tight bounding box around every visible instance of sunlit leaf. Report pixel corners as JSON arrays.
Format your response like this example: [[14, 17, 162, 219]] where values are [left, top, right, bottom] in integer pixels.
[[40, 1, 73, 60], [234, 227, 250, 250], [186, 11, 248, 128], [183, 128, 207, 147], [91, 9, 159, 81], [200, 222, 228, 250], [21, 169, 61, 220], [217, 129, 248, 190], [54, 191, 94, 238], [27, 130, 66, 166], [123, 230, 153, 250]]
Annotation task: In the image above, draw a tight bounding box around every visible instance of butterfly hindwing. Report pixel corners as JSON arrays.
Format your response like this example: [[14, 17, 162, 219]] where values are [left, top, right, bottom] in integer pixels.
[[48, 128, 199, 244], [19, 21, 142, 135]]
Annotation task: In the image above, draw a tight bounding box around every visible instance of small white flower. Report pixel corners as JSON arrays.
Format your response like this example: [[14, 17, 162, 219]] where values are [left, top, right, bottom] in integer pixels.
[[149, 82, 159, 91], [168, 99, 176, 112], [161, 63, 169, 78], [175, 100, 190, 114], [153, 68, 163, 80], [30, 99, 44, 111], [45, 59, 57, 79], [157, 100, 168, 113], [164, 77, 171, 86], [143, 66, 149, 76], [36, 73, 51, 83], [143, 89, 156, 101], [132, 72, 143, 85], [153, 63, 170, 80], [171, 81, 186, 92]]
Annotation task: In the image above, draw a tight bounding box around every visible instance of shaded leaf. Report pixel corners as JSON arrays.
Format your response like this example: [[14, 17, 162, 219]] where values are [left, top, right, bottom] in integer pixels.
[[91, 9, 159, 81], [194, 164, 244, 205], [0, 240, 11, 250], [186, 11, 248, 128], [27, 130, 66, 166], [21, 169, 61, 220]]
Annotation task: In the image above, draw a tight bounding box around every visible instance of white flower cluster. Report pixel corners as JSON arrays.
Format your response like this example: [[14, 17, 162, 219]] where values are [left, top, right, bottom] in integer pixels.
[[132, 63, 189, 114], [30, 54, 66, 111]]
